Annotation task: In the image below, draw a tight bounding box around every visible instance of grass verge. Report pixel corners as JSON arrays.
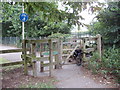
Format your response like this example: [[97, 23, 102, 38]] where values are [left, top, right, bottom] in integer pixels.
[[0, 58, 10, 64]]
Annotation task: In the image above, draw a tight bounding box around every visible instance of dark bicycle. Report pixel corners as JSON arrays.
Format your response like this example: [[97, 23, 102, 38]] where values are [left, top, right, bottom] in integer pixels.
[[73, 48, 83, 66]]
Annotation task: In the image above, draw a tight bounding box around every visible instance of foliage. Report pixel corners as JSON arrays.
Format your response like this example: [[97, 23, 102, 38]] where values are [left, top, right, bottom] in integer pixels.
[[2, 2, 72, 38], [26, 21, 71, 38], [2, 1, 105, 38], [48, 32, 71, 39], [101, 46, 120, 74], [2, 65, 22, 72], [2, 2, 22, 37], [88, 52, 101, 74], [89, 2, 120, 47], [87, 47, 120, 83], [61, 2, 104, 27]]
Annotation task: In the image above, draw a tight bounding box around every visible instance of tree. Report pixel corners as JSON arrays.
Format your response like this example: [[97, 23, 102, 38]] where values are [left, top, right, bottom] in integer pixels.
[[89, 2, 120, 47], [2, 2, 70, 37], [2, 1, 104, 38]]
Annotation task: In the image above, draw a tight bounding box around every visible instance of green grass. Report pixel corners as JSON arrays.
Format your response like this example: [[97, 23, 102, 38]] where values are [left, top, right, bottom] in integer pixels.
[[2, 65, 22, 71], [0, 58, 10, 64], [19, 82, 55, 88], [0, 57, 22, 71]]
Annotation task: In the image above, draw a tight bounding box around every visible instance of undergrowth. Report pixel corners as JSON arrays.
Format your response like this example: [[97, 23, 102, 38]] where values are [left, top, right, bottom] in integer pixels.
[[86, 46, 120, 84]]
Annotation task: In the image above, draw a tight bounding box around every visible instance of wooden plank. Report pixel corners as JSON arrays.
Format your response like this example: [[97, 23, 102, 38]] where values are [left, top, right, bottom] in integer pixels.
[[32, 60, 37, 77], [40, 43, 44, 72], [54, 54, 59, 69], [0, 49, 22, 54], [36, 57, 49, 61], [26, 39, 49, 43], [48, 39, 53, 77], [55, 38, 61, 69], [63, 49, 73, 51], [83, 38, 86, 61], [62, 54, 69, 56], [66, 45, 79, 60], [31, 43, 36, 56], [0, 61, 23, 67], [26, 55, 49, 61], [96, 34, 102, 61], [59, 39, 63, 65], [63, 42, 79, 45], [0, 48, 30, 54], [22, 40, 28, 75], [41, 62, 58, 67]]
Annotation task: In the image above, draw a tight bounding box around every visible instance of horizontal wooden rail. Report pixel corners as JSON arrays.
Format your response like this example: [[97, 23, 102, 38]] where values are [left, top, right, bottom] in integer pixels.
[[25, 39, 59, 44], [40, 62, 57, 67], [63, 49, 73, 51], [26, 55, 49, 62], [63, 42, 79, 44], [0, 61, 23, 67], [0, 49, 22, 54], [0, 48, 30, 54], [62, 54, 69, 57]]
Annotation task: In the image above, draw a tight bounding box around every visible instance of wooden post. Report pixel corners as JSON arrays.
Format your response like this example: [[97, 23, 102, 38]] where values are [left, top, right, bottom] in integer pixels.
[[54, 39, 60, 69], [58, 38, 62, 68], [40, 43, 44, 72], [83, 38, 86, 61], [32, 60, 37, 77], [55, 54, 59, 69], [22, 40, 28, 75], [31, 43, 36, 56], [48, 39, 53, 77], [96, 34, 102, 61]]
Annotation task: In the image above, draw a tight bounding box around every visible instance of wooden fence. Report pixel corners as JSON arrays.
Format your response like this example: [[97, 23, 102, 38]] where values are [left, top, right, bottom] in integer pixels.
[[0, 49, 23, 66], [0, 34, 102, 77], [22, 38, 62, 77]]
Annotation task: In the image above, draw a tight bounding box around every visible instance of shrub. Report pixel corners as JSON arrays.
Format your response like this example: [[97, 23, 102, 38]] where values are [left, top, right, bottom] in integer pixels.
[[87, 46, 120, 83]]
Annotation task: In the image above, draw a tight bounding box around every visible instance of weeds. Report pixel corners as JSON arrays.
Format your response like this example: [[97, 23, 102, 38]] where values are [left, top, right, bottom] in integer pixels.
[[87, 46, 120, 83]]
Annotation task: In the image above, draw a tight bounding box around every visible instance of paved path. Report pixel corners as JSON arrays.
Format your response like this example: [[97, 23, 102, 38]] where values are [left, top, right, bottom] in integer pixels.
[[0, 45, 22, 62], [53, 65, 116, 88]]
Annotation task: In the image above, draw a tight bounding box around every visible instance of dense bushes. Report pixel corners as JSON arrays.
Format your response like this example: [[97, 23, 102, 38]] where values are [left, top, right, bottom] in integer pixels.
[[89, 2, 120, 47], [87, 47, 120, 83]]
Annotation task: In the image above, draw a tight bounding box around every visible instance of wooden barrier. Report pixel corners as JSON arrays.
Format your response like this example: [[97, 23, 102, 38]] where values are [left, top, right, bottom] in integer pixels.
[[0, 48, 28, 67], [21, 38, 61, 76], [0, 49, 23, 54], [0, 61, 23, 67], [61, 34, 102, 63], [1, 35, 101, 76]]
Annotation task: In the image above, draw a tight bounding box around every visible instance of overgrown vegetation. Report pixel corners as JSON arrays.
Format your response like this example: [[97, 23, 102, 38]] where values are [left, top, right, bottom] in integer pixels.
[[89, 2, 120, 47], [87, 47, 120, 83], [87, 2, 120, 84], [2, 65, 22, 72], [19, 82, 55, 88]]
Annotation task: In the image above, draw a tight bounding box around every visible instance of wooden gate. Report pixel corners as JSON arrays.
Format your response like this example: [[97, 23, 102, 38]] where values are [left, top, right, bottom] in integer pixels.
[[22, 38, 62, 77], [61, 34, 102, 65]]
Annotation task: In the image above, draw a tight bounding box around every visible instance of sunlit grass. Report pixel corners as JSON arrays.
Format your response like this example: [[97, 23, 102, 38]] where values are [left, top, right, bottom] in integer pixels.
[[0, 58, 9, 64]]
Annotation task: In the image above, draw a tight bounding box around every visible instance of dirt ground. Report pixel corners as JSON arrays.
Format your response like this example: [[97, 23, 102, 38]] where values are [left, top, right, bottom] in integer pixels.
[[1, 65, 119, 88], [1, 67, 56, 88]]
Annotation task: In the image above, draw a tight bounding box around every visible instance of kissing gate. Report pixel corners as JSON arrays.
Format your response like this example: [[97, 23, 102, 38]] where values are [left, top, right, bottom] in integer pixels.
[[22, 34, 101, 77]]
